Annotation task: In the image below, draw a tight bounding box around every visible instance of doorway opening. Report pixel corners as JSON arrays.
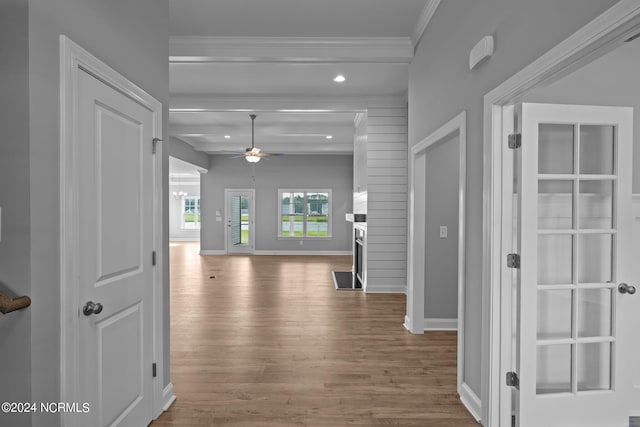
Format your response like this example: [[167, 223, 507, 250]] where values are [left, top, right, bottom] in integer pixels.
[[169, 157, 205, 246], [406, 112, 472, 416]]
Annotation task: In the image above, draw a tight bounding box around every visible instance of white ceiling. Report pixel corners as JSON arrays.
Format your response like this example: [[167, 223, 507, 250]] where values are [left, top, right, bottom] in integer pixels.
[[170, 0, 428, 38], [169, 0, 429, 155]]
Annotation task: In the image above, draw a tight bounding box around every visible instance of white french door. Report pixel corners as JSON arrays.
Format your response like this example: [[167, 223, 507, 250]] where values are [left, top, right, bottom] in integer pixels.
[[226, 189, 255, 254], [512, 103, 637, 426]]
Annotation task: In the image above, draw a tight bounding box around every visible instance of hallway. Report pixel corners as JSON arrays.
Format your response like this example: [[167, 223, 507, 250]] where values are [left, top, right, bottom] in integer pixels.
[[152, 242, 477, 426]]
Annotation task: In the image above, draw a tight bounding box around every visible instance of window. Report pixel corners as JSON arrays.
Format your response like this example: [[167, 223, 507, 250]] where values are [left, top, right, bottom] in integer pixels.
[[181, 196, 201, 229], [278, 189, 331, 238]]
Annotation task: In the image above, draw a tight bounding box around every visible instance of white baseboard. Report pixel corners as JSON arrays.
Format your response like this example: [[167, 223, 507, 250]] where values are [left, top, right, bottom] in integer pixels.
[[170, 237, 200, 242], [162, 382, 176, 412], [403, 315, 427, 334], [424, 318, 458, 331], [199, 250, 226, 255], [459, 382, 482, 422], [254, 250, 351, 256], [364, 284, 406, 294]]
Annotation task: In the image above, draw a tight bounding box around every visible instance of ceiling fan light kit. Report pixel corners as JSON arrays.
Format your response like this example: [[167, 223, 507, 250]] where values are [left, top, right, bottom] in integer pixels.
[[235, 114, 281, 163]]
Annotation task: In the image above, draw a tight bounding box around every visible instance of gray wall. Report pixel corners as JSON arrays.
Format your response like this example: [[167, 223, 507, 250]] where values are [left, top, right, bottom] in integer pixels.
[[202, 155, 353, 252], [168, 137, 209, 170], [424, 134, 459, 319], [170, 184, 201, 240], [25, 1, 170, 425], [409, 0, 618, 398], [526, 40, 640, 192], [0, 1, 31, 426]]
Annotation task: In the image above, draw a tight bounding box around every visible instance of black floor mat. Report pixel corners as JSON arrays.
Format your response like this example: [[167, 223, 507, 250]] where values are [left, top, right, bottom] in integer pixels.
[[332, 271, 360, 290]]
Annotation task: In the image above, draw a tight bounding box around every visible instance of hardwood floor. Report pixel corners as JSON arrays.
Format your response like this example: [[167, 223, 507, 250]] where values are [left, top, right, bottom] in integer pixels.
[[151, 242, 479, 427]]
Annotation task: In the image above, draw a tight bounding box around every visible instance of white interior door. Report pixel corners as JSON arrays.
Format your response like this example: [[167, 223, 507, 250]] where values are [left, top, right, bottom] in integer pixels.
[[513, 103, 637, 426], [76, 68, 154, 426], [226, 189, 254, 254]]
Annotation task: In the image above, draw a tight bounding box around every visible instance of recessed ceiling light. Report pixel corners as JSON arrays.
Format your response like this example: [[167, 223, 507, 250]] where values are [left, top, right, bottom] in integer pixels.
[[224, 135, 231, 139], [325, 135, 333, 140], [333, 74, 346, 83]]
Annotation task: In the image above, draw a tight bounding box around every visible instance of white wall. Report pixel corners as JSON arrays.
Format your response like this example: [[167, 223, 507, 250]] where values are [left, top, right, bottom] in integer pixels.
[[26, 2, 170, 425], [170, 184, 201, 240], [0, 1, 31, 426], [409, 0, 618, 401], [424, 134, 459, 320], [201, 154, 353, 253]]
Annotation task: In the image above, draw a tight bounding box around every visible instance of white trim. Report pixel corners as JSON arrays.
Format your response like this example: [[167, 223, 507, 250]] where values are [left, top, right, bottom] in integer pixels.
[[481, 3, 640, 426], [161, 382, 176, 412], [411, 0, 442, 48], [59, 35, 164, 426], [424, 318, 458, 331], [459, 382, 482, 423], [364, 284, 406, 294], [200, 250, 226, 255], [254, 250, 351, 256], [169, 36, 414, 63]]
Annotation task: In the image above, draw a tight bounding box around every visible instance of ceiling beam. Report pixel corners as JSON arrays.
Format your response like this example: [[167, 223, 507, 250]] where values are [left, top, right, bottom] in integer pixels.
[[170, 36, 414, 63], [169, 123, 355, 137], [170, 96, 368, 113], [194, 142, 354, 155]]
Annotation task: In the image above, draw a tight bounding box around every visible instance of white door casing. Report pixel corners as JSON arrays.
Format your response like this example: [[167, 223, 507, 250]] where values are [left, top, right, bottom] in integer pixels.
[[225, 189, 255, 254], [513, 103, 635, 427], [60, 36, 166, 426]]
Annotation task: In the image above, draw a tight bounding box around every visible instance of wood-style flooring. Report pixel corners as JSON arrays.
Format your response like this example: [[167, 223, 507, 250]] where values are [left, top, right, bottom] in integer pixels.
[[151, 242, 479, 427]]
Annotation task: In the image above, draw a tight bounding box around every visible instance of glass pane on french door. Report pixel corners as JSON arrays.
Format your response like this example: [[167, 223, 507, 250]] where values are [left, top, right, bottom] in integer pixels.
[[535, 122, 616, 396]]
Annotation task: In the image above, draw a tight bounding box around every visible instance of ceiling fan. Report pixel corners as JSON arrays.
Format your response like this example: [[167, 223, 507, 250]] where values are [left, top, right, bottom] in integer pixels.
[[233, 114, 282, 163]]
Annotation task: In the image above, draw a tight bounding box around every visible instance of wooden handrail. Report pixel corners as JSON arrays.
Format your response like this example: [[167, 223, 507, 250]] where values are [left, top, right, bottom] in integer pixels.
[[0, 291, 31, 314]]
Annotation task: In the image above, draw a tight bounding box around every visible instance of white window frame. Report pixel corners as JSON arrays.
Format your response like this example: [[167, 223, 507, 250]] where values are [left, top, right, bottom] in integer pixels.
[[181, 196, 201, 230], [278, 189, 332, 239]]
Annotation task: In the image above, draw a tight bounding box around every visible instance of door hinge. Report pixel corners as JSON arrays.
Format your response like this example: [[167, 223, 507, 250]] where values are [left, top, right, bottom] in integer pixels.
[[507, 253, 520, 269], [506, 371, 519, 389], [152, 137, 163, 154], [508, 133, 521, 149], [152, 251, 157, 266], [152, 362, 157, 378]]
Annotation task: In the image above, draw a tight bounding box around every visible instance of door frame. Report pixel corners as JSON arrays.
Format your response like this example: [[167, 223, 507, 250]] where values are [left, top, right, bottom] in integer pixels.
[[481, 2, 640, 426], [224, 188, 256, 254], [406, 111, 472, 415], [59, 36, 167, 425]]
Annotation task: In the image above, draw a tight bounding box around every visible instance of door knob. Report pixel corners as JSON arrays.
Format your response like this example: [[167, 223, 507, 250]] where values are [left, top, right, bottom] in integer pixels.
[[83, 301, 104, 315], [618, 283, 636, 295]]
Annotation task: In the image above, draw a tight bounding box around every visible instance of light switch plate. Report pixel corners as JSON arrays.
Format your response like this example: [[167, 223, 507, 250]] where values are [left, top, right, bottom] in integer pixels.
[[439, 226, 447, 239]]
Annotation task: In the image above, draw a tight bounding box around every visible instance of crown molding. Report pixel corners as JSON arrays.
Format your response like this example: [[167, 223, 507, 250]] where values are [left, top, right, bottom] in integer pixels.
[[411, 0, 442, 49], [170, 36, 414, 63]]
